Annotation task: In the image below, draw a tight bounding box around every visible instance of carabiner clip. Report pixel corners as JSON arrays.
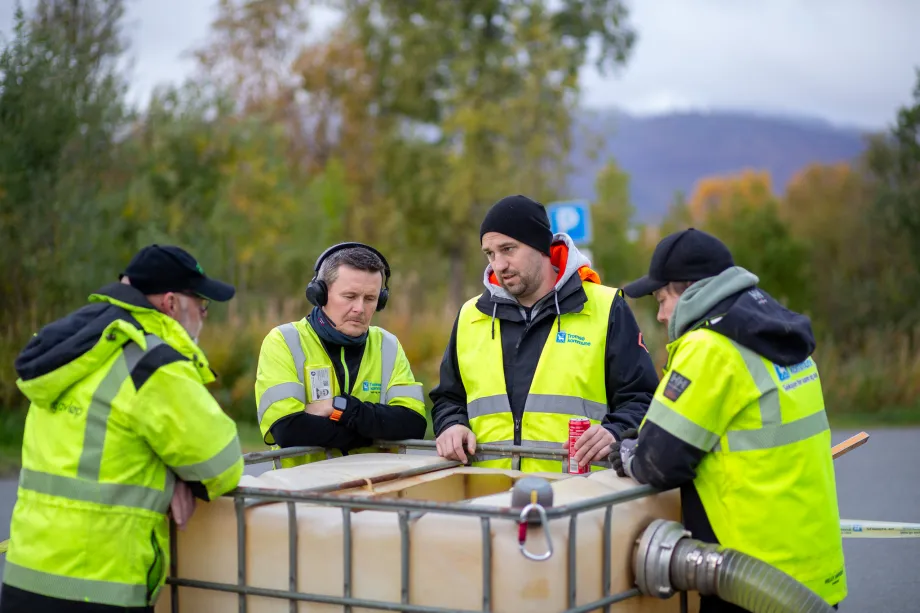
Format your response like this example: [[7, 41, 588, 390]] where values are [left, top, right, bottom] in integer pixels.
[[517, 503, 553, 561]]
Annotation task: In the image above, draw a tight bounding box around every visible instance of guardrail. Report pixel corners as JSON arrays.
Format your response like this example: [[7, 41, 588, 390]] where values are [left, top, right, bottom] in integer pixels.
[[243, 438, 618, 471], [163, 440, 688, 613]]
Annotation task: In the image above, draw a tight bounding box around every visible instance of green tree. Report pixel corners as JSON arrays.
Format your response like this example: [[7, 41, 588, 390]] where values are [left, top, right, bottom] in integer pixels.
[[658, 190, 692, 237], [112, 82, 334, 309], [189, 0, 309, 116], [322, 0, 637, 308], [0, 0, 130, 322], [784, 161, 917, 336], [590, 158, 642, 286], [866, 68, 920, 275], [686, 171, 810, 310]]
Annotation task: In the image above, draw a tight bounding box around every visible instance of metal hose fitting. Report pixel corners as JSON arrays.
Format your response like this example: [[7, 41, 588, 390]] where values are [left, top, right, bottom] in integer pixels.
[[634, 519, 835, 613]]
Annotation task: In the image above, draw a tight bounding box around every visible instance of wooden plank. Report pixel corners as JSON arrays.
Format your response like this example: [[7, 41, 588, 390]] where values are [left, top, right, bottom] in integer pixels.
[[832, 431, 869, 459]]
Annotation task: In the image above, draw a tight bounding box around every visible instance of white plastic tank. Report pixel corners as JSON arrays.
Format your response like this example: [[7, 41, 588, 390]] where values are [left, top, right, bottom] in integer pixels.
[[155, 454, 694, 613]]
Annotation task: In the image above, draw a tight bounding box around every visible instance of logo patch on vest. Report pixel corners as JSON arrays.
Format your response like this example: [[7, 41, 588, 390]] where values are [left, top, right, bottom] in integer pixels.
[[773, 358, 814, 382], [663, 371, 691, 402], [362, 381, 382, 393], [49, 400, 84, 417], [555, 331, 592, 346], [774, 358, 819, 391]]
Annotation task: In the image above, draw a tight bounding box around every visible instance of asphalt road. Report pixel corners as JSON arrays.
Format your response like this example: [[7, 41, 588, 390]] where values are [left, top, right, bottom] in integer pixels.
[[0, 427, 918, 610]]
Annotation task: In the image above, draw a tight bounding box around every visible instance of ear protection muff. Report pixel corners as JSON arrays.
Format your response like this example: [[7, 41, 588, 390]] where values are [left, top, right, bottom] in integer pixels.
[[305, 242, 391, 312]]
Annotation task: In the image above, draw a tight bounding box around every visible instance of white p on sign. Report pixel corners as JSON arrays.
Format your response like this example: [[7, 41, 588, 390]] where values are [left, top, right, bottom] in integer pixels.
[[555, 207, 581, 233], [547, 200, 591, 244]]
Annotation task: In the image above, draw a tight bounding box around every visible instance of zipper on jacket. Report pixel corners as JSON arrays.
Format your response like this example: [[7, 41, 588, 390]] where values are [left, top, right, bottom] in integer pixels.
[[514, 320, 534, 353], [340, 347, 350, 394], [145, 529, 164, 604], [511, 316, 533, 446]]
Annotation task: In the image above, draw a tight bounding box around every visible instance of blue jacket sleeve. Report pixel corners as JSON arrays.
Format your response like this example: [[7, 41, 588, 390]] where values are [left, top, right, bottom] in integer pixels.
[[602, 294, 659, 440]]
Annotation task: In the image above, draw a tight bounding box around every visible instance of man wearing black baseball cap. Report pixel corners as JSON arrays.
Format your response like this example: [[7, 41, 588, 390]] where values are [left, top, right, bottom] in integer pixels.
[[612, 228, 847, 612], [3, 244, 243, 613], [121, 243, 236, 302], [120, 244, 235, 344]]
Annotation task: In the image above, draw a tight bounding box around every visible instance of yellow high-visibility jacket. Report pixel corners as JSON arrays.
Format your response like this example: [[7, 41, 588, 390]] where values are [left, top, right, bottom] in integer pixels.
[[3, 283, 243, 608], [255, 318, 426, 468], [631, 267, 846, 606]]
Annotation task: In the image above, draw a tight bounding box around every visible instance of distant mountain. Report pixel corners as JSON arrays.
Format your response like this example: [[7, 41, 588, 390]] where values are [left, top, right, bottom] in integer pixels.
[[565, 108, 873, 223]]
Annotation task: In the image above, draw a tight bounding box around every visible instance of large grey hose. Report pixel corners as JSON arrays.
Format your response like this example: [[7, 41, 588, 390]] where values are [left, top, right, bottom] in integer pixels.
[[634, 519, 835, 613]]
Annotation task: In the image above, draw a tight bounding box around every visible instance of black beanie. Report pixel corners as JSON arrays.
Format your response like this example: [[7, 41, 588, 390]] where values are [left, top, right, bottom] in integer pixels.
[[479, 195, 553, 255]]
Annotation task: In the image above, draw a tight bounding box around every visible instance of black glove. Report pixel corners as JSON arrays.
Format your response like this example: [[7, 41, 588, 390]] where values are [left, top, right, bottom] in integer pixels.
[[609, 428, 638, 477]]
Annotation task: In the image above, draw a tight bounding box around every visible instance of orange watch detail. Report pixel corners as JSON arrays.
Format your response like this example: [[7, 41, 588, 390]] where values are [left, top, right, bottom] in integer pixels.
[[330, 409, 343, 422]]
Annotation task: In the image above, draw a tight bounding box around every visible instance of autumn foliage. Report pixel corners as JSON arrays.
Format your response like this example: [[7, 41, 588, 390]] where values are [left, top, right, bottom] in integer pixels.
[[1, 0, 919, 447]]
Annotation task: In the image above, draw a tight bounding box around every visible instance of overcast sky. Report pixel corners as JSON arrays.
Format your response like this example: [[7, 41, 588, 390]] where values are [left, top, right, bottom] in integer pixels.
[[2, 0, 919, 130]]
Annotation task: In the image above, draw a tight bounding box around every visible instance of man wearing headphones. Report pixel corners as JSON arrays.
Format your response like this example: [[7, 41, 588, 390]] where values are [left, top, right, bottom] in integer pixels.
[[254, 243, 428, 468]]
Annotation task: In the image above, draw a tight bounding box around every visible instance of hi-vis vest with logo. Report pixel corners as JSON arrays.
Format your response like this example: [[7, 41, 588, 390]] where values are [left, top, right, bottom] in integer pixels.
[[455, 282, 619, 473], [256, 320, 425, 468], [641, 325, 847, 606]]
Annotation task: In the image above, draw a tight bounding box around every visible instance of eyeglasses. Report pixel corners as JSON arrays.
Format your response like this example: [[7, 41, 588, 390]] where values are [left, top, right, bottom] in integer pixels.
[[179, 292, 210, 315]]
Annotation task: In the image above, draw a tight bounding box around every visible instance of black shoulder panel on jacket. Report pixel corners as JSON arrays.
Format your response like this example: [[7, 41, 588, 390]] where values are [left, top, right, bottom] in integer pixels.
[[130, 343, 189, 391], [14, 303, 143, 382]]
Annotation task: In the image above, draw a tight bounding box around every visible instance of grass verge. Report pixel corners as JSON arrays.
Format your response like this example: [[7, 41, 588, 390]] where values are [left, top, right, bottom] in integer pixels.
[[237, 420, 267, 453], [0, 411, 25, 478], [828, 404, 920, 430]]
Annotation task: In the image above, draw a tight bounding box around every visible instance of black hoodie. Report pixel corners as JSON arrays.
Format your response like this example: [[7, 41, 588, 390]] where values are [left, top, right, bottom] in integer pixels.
[[629, 266, 817, 547]]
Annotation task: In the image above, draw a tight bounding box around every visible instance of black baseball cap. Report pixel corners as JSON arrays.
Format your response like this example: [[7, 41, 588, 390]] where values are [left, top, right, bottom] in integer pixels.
[[120, 244, 236, 302], [623, 228, 734, 298]]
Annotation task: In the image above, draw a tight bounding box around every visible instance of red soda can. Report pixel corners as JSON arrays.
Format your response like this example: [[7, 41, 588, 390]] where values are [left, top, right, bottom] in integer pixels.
[[567, 417, 591, 474]]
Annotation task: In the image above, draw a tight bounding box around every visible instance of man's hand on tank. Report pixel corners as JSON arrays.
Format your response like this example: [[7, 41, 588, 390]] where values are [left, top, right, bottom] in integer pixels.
[[567, 425, 615, 468], [305, 398, 334, 417], [436, 424, 477, 464], [169, 479, 197, 530]]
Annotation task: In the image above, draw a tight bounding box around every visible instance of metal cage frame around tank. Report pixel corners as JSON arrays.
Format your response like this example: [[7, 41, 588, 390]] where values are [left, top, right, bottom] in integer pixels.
[[164, 439, 689, 613]]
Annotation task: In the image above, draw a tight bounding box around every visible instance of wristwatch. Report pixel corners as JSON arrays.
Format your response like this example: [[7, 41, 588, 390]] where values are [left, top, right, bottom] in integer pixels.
[[330, 395, 347, 422]]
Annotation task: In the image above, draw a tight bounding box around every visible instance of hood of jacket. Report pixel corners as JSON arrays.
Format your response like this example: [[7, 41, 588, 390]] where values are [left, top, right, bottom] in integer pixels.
[[669, 266, 816, 366], [15, 283, 214, 407], [476, 233, 601, 322]]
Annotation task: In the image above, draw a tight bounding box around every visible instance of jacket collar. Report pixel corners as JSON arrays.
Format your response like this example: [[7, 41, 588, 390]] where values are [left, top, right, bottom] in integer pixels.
[[668, 267, 759, 341], [89, 282, 216, 383]]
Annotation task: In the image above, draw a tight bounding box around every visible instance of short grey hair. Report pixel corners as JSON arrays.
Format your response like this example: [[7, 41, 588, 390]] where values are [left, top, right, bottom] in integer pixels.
[[318, 247, 386, 286]]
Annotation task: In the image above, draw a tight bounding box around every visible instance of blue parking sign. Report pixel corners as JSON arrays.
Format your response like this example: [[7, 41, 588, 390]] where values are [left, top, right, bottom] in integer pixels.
[[547, 200, 592, 244]]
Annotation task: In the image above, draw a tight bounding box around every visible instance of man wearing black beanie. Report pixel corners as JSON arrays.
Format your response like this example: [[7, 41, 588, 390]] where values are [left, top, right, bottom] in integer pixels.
[[429, 194, 659, 473], [478, 194, 554, 257]]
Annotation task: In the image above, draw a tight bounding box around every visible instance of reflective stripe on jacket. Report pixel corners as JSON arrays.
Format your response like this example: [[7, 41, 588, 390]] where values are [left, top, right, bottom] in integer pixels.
[[3, 284, 243, 608], [455, 281, 618, 473], [255, 319, 425, 468], [638, 326, 847, 605]]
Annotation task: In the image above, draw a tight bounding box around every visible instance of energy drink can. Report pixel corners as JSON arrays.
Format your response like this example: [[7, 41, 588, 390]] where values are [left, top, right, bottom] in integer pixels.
[[567, 417, 591, 474]]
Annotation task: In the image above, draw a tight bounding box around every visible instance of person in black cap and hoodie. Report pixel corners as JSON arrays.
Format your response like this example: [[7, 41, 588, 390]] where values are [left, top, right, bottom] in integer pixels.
[[612, 228, 846, 612], [1, 244, 243, 613], [429, 194, 659, 473]]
